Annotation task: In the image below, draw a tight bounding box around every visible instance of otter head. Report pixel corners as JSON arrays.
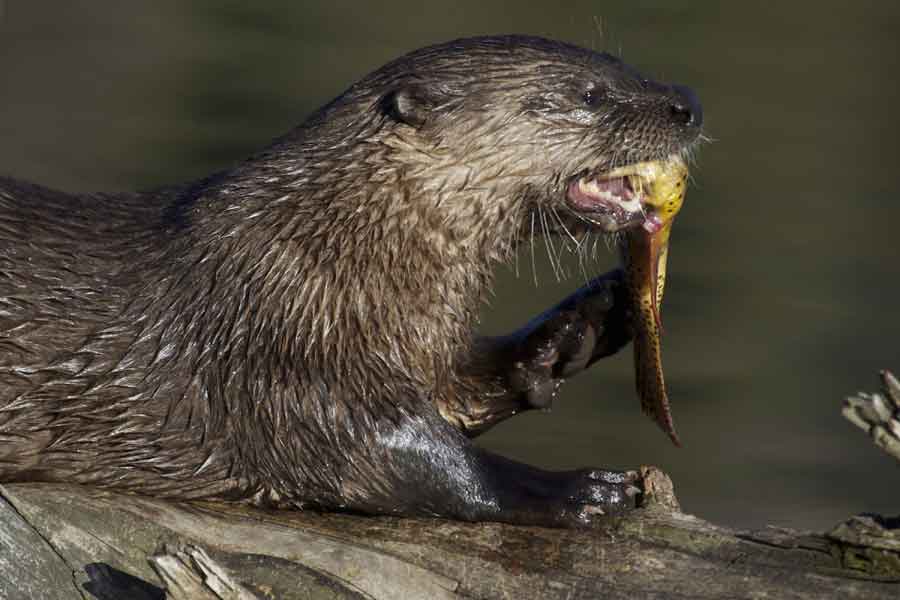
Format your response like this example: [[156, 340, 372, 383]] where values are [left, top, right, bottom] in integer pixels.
[[353, 35, 703, 248], [216, 35, 704, 373]]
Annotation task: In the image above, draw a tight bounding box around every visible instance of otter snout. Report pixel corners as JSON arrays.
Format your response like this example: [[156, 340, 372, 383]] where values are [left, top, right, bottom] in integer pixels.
[[669, 84, 703, 130]]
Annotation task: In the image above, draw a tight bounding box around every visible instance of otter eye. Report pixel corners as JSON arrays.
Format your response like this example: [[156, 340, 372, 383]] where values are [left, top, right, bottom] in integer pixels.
[[583, 88, 600, 108]]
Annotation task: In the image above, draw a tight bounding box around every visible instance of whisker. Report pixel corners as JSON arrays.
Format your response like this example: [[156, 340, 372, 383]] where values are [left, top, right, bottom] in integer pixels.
[[549, 206, 583, 281], [604, 230, 621, 253], [512, 224, 520, 278], [577, 230, 592, 283], [549, 209, 567, 280], [529, 210, 538, 287], [505, 204, 521, 278], [538, 207, 562, 282], [551, 206, 579, 251], [576, 233, 591, 283]]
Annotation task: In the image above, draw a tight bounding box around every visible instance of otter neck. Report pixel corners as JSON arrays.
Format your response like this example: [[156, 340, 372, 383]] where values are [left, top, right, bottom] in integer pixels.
[[185, 142, 517, 390]]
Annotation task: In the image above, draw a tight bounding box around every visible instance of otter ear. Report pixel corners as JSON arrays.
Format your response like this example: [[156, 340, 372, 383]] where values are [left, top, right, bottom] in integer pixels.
[[380, 86, 438, 128]]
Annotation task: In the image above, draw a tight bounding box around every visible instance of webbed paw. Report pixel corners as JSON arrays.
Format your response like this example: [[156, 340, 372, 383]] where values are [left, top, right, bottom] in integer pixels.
[[547, 468, 641, 526], [509, 270, 631, 409]]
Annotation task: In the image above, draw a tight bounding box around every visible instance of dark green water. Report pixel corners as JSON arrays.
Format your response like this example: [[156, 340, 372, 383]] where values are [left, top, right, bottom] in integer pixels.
[[1, 1, 898, 529]]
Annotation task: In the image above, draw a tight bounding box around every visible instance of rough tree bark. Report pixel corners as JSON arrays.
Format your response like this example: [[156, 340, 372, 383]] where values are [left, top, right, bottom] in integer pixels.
[[0, 464, 897, 600]]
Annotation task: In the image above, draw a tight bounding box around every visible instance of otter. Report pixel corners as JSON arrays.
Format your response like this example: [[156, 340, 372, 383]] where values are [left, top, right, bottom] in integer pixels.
[[0, 35, 702, 527]]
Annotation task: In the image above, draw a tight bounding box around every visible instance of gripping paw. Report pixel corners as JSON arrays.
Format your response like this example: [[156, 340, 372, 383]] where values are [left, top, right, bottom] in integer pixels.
[[551, 468, 641, 526], [474, 451, 641, 527], [508, 270, 631, 409]]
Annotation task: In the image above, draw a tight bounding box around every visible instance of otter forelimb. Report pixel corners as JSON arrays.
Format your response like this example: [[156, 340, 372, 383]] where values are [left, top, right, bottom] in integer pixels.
[[439, 270, 631, 436]]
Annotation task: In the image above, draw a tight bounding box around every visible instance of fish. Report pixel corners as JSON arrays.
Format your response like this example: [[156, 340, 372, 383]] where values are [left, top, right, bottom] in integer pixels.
[[610, 156, 689, 446]]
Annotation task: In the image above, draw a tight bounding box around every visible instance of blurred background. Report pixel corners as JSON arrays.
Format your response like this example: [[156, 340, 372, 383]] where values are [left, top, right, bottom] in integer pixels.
[[1, 0, 898, 530]]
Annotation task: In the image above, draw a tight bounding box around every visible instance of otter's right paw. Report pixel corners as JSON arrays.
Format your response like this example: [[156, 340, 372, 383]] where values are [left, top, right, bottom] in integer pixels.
[[508, 270, 631, 409], [482, 457, 643, 527], [508, 310, 590, 409], [543, 468, 641, 526]]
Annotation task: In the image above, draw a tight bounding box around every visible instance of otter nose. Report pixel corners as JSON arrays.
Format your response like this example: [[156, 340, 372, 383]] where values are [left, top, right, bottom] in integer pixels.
[[669, 85, 703, 129]]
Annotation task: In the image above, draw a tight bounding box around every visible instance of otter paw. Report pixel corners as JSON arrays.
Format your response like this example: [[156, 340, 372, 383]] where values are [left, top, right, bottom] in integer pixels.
[[476, 451, 640, 527], [509, 310, 592, 409], [552, 469, 641, 526], [509, 272, 628, 409]]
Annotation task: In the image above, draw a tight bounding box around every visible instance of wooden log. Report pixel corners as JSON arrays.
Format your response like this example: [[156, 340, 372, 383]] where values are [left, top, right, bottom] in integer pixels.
[[1, 466, 897, 599], [844, 370, 900, 463]]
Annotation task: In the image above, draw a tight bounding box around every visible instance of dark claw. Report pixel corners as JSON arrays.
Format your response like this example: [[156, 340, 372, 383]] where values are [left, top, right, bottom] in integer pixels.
[[524, 378, 561, 409], [557, 321, 595, 377], [558, 468, 637, 524], [476, 451, 638, 527], [586, 469, 639, 485]]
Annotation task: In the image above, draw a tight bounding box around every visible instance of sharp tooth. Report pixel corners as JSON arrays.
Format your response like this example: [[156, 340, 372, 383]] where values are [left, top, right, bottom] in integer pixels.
[[628, 174, 643, 198], [620, 195, 641, 211]]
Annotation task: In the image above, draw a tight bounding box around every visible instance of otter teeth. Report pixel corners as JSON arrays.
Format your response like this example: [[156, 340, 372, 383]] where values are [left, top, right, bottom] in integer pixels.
[[568, 176, 642, 214]]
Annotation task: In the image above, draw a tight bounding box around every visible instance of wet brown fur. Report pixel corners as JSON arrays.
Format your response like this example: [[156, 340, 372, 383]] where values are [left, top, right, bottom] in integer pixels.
[[0, 35, 700, 523]]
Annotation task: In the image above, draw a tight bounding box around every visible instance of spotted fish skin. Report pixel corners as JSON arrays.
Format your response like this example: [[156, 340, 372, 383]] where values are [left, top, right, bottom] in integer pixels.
[[621, 156, 688, 446]]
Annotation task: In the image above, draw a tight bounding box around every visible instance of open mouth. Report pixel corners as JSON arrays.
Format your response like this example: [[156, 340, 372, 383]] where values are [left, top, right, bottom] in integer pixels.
[[564, 154, 690, 447], [565, 161, 672, 234]]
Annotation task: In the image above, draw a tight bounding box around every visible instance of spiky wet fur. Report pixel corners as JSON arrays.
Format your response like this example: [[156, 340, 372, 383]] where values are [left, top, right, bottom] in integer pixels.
[[0, 35, 701, 518]]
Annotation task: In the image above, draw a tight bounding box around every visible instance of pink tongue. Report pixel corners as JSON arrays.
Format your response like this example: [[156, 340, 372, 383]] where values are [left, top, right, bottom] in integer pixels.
[[642, 214, 663, 233]]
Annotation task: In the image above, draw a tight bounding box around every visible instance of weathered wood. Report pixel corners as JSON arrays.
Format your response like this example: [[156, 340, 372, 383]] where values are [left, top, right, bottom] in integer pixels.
[[0, 490, 75, 600], [149, 543, 263, 600], [0, 467, 897, 600], [844, 370, 900, 463]]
